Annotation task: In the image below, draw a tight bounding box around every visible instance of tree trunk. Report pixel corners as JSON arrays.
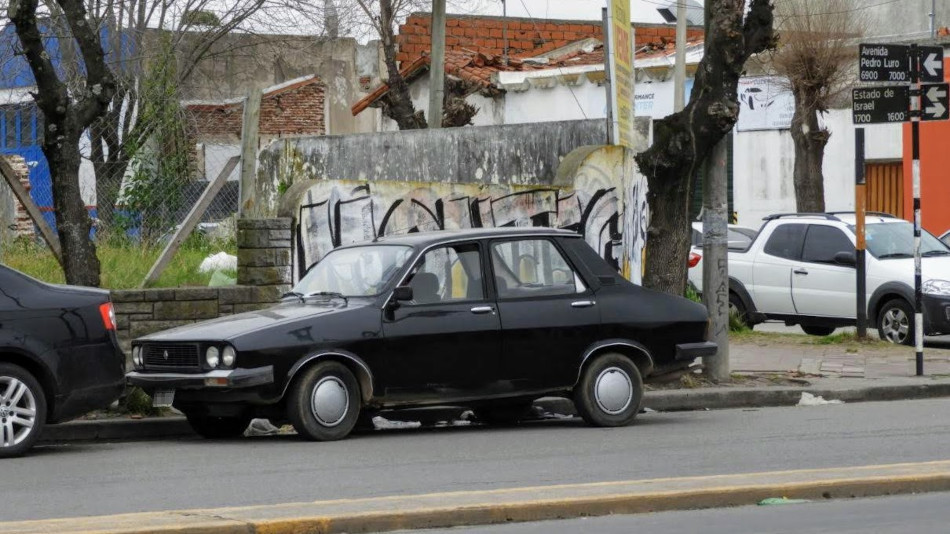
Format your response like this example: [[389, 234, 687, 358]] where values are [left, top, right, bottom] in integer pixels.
[[48, 124, 101, 287], [379, 0, 426, 130], [790, 97, 828, 213], [634, 0, 775, 296]]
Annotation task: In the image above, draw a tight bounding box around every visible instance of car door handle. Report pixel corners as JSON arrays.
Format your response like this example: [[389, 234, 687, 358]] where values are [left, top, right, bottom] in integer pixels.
[[793, 268, 808, 275], [470, 306, 495, 314], [571, 300, 595, 308]]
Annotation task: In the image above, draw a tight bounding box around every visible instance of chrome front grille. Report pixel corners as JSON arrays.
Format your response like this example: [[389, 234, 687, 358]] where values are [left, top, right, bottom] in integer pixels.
[[142, 343, 200, 369]]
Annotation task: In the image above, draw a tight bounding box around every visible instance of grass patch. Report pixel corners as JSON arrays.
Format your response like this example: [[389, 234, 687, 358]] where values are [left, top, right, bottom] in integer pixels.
[[731, 329, 891, 349], [0, 233, 236, 289]]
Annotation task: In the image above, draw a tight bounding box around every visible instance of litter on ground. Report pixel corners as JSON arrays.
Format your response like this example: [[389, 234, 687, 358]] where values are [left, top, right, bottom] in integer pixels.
[[797, 392, 844, 406]]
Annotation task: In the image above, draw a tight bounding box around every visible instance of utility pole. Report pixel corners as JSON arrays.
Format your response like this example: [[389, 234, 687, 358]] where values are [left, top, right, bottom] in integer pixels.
[[673, 0, 687, 112], [427, 0, 447, 128], [855, 128, 868, 339], [702, 137, 730, 382]]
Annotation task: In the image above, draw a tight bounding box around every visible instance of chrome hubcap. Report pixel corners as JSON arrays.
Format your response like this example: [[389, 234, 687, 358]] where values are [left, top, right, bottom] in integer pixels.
[[594, 367, 633, 415], [0, 376, 37, 448], [310, 377, 349, 427], [882, 308, 909, 343]]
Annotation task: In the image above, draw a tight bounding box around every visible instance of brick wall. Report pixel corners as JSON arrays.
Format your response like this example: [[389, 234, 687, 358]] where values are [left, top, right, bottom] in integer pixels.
[[396, 13, 704, 64], [112, 218, 294, 356], [185, 79, 327, 140], [0, 155, 37, 239]]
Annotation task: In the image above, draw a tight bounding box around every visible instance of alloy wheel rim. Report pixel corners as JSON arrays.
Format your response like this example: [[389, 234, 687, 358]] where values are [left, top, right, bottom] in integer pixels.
[[882, 308, 909, 343], [594, 367, 633, 415], [0, 376, 37, 448], [311, 376, 349, 427]]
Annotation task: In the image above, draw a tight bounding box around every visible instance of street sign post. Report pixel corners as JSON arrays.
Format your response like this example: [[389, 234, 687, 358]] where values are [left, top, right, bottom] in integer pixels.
[[852, 86, 910, 124], [854, 42, 948, 375]]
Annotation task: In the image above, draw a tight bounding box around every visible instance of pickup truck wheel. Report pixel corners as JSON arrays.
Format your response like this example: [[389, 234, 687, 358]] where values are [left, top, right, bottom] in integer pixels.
[[878, 299, 915, 346], [573, 353, 643, 427], [729, 292, 753, 329], [185, 414, 251, 439], [0, 363, 46, 458], [288, 361, 360, 441], [801, 325, 836, 336]]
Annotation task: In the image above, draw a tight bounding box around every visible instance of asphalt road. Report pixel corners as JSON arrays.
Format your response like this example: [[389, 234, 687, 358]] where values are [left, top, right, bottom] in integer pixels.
[[4, 398, 950, 522], [413, 492, 950, 534]]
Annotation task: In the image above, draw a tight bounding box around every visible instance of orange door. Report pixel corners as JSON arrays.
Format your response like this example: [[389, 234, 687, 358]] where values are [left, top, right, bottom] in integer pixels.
[[865, 162, 903, 219]]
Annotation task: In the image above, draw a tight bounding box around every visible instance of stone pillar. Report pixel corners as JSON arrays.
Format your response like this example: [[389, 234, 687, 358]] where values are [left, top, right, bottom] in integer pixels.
[[237, 218, 293, 302]]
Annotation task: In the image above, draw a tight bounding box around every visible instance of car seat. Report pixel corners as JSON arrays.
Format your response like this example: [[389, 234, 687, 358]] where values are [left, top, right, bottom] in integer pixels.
[[410, 272, 440, 304]]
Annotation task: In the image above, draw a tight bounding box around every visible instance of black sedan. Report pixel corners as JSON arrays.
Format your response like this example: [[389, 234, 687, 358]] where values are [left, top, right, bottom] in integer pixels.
[[128, 228, 714, 441], [0, 265, 125, 457]]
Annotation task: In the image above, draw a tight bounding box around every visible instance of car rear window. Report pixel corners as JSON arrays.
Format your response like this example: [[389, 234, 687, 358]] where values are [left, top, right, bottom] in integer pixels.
[[763, 223, 807, 260]]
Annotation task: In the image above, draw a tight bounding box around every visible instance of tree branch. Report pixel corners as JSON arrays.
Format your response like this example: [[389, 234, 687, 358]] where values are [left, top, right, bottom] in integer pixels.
[[58, 0, 116, 127], [9, 0, 69, 119]]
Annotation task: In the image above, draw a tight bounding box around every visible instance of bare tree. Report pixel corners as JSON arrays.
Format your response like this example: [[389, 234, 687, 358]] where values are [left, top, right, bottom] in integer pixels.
[[770, 0, 865, 212], [635, 0, 775, 295], [9, 0, 116, 286]]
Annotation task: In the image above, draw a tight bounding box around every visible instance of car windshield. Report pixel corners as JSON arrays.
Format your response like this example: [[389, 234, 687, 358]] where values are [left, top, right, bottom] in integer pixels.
[[862, 221, 950, 259], [292, 245, 414, 297]]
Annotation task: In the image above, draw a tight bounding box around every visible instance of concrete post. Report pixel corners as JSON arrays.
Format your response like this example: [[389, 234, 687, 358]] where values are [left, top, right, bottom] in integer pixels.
[[427, 0, 446, 128], [702, 138, 730, 382], [673, 0, 687, 112]]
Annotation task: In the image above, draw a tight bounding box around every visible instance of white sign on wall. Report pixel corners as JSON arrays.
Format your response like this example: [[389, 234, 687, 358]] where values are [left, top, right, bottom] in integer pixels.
[[736, 76, 795, 131], [635, 78, 694, 119]]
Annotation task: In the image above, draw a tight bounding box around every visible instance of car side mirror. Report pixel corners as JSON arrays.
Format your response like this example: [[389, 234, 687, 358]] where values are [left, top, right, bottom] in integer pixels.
[[834, 251, 856, 267], [392, 286, 413, 302]]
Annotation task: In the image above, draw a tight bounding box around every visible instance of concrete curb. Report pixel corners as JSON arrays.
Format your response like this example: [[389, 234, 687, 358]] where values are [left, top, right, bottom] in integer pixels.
[[4, 460, 950, 533], [41, 381, 950, 443]]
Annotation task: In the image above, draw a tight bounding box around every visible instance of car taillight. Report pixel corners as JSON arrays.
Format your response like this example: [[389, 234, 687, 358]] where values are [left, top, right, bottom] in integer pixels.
[[688, 252, 702, 268], [99, 302, 116, 331]]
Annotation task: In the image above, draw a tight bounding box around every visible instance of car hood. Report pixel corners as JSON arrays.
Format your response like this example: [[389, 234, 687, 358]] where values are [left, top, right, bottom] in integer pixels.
[[135, 299, 368, 343], [873, 255, 950, 284]]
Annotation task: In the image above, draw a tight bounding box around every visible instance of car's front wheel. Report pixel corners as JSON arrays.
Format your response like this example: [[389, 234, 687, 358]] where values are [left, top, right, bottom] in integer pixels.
[[185, 414, 252, 439], [878, 298, 915, 346], [0, 363, 47, 458], [573, 353, 643, 427], [288, 361, 361, 441]]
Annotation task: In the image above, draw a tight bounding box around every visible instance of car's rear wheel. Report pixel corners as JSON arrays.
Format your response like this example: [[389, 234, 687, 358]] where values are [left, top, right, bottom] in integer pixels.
[[729, 292, 753, 330], [573, 353, 643, 427], [185, 414, 251, 439], [288, 361, 361, 441], [878, 298, 915, 346], [473, 400, 534, 426], [801, 325, 836, 336], [0, 363, 47, 458]]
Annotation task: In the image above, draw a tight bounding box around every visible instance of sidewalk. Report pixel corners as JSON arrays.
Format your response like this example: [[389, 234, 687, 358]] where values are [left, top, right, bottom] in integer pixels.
[[40, 335, 950, 444]]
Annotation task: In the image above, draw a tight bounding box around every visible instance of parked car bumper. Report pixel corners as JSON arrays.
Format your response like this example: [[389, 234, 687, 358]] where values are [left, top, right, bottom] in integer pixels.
[[126, 366, 275, 390], [674, 341, 718, 361], [923, 294, 950, 335]]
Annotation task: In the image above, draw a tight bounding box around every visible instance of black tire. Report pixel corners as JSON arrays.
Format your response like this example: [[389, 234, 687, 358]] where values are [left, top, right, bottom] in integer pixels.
[[729, 292, 753, 329], [573, 353, 643, 427], [474, 401, 534, 426], [0, 363, 47, 458], [287, 361, 361, 441], [801, 325, 836, 336], [185, 414, 251, 439], [877, 298, 915, 346]]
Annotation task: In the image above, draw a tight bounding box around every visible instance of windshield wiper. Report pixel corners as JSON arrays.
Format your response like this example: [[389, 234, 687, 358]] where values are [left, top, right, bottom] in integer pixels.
[[303, 291, 349, 305], [281, 291, 304, 301], [924, 250, 950, 257], [877, 253, 914, 259]]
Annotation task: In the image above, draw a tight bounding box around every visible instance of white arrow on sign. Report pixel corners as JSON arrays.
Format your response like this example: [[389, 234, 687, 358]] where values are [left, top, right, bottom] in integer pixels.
[[926, 85, 947, 117], [924, 53, 943, 77]]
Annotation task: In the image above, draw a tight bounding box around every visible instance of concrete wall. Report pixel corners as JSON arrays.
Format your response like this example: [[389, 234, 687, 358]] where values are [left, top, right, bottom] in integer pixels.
[[732, 108, 903, 228], [256, 119, 616, 216]]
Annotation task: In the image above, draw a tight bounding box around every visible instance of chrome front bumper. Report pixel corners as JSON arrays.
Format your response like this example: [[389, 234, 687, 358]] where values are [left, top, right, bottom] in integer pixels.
[[126, 366, 274, 389]]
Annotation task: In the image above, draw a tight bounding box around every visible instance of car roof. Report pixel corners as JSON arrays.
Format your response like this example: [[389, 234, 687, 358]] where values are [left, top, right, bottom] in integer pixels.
[[337, 227, 581, 249]]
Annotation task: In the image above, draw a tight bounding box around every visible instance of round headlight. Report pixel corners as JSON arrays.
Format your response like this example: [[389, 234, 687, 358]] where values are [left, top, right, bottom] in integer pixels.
[[132, 346, 142, 367], [205, 346, 220, 368], [222, 346, 237, 368]]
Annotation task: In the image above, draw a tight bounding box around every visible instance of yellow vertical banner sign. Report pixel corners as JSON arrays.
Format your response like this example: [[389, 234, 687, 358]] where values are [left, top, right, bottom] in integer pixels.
[[607, 0, 635, 148]]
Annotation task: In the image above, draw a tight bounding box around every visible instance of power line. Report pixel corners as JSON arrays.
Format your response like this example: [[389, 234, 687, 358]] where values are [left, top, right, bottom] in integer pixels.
[[515, 0, 589, 119]]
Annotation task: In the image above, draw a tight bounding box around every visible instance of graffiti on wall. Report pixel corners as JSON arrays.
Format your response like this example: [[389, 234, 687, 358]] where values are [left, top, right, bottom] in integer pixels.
[[293, 169, 649, 284]]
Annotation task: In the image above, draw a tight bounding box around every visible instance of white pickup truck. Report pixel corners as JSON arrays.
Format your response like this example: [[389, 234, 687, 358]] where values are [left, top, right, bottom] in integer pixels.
[[692, 212, 950, 344]]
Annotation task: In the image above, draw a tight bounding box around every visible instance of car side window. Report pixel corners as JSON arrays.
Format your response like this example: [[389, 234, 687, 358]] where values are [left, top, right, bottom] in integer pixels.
[[405, 243, 483, 305], [491, 239, 585, 298], [802, 225, 853, 264], [763, 223, 807, 260]]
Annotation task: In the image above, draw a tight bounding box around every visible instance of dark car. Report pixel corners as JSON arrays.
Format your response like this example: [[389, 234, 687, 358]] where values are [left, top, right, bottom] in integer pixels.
[[0, 265, 125, 457], [127, 228, 714, 441]]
